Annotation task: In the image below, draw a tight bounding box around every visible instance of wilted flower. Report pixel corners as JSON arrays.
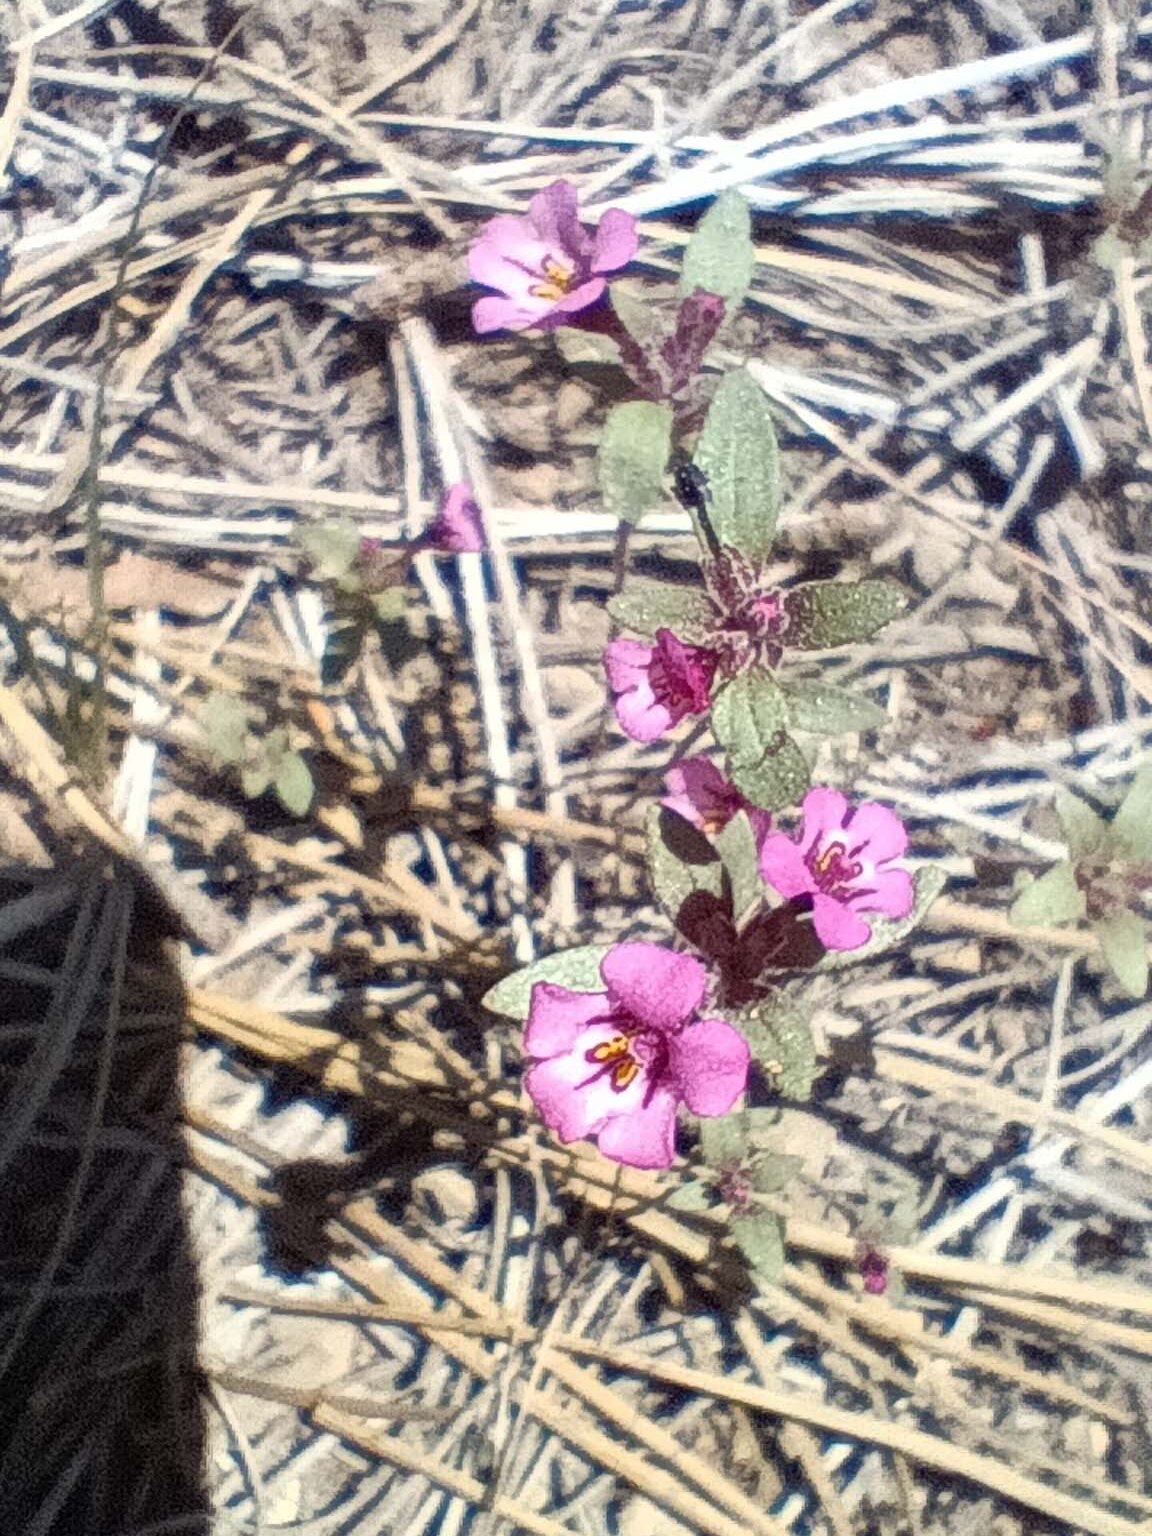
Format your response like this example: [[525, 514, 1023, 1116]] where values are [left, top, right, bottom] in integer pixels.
[[469, 179, 638, 335], [604, 628, 717, 743], [662, 756, 771, 844], [856, 1242, 890, 1295], [758, 787, 913, 951], [522, 942, 750, 1170], [426, 482, 485, 553]]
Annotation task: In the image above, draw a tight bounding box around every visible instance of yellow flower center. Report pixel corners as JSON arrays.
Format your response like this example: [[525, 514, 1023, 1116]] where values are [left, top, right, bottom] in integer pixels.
[[586, 1033, 641, 1092], [531, 256, 576, 302]]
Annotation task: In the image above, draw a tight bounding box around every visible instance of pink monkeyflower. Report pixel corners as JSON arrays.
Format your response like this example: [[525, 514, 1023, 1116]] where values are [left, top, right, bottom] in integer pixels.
[[426, 483, 485, 553], [523, 943, 750, 1170], [662, 756, 772, 845], [469, 179, 638, 335], [604, 628, 717, 743], [758, 787, 913, 951]]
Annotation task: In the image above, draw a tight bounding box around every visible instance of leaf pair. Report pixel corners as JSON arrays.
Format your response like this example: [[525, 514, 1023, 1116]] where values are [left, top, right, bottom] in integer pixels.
[[1011, 767, 1152, 997], [710, 671, 887, 814], [597, 369, 779, 556], [595, 191, 757, 525], [201, 693, 314, 818], [241, 728, 314, 818]]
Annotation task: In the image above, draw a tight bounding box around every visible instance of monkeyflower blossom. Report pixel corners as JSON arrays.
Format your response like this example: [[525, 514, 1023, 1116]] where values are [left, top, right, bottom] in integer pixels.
[[662, 757, 772, 844], [469, 179, 638, 334], [522, 943, 749, 1170], [758, 787, 913, 951], [604, 628, 716, 743], [426, 482, 486, 553]]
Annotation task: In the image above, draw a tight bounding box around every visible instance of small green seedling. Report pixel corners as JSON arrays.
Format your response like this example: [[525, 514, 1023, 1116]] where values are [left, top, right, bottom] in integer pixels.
[[1012, 767, 1152, 997], [201, 693, 314, 817]]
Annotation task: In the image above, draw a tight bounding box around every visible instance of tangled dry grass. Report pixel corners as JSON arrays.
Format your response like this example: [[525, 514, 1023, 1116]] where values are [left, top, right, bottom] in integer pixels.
[[2, 1, 1152, 1533]]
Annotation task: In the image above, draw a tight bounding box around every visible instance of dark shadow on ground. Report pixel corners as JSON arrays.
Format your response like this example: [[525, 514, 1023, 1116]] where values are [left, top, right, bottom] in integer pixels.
[[0, 858, 209, 1535]]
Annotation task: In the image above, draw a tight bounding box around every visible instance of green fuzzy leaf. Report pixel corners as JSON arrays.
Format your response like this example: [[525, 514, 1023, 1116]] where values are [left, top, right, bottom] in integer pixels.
[[782, 681, 888, 736], [713, 811, 763, 924], [299, 517, 362, 581], [1010, 862, 1086, 928], [740, 996, 817, 1101], [678, 189, 755, 313], [481, 944, 614, 1020], [553, 328, 624, 368], [815, 863, 949, 972], [372, 587, 408, 622], [260, 727, 292, 767], [692, 370, 781, 561], [741, 1106, 783, 1138], [241, 763, 273, 800], [712, 672, 810, 812], [598, 401, 674, 526], [699, 1114, 747, 1168], [645, 805, 723, 923], [607, 582, 718, 641], [733, 1210, 786, 1283], [1111, 764, 1152, 863], [783, 580, 907, 650], [727, 740, 811, 816], [713, 669, 784, 754], [201, 692, 250, 766], [665, 1178, 715, 1213], [1094, 911, 1149, 998], [274, 751, 314, 817], [1055, 791, 1110, 859], [749, 1153, 804, 1195]]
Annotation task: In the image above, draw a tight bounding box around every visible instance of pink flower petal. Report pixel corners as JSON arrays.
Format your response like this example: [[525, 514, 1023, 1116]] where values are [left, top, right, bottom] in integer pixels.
[[671, 1017, 750, 1116], [524, 1030, 648, 1143], [524, 1055, 605, 1143], [749, 809, 774, 849], [603, 637, 652, 691], [615, 692, 672, 742], [595, 1085, 679, 1169], [811, 893, 871, 951], [661, 757, 732, 830], [604, 639, 673, 742], [601, 943, 706, 1035], [468, 221, 551, 295], [427, 483, 486, 552], [797, 787, 850, 855], [590, 207, 639, 273], [534, 277, 607, 327], [861, 865, 914, 920], [528, 180, 589, 262], [758, 834, 816, 900], [524, 984, 609, 1059], [472, 295, 546, 334], [845, 801, 908, 866]]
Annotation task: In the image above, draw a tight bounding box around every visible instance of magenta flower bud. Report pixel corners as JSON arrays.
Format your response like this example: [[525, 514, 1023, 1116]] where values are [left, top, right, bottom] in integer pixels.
[[426, 483, 485, 553], [603, 628, 717, 743], [662, 756, 772, 846], [856, 1243, 890, 1295]]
